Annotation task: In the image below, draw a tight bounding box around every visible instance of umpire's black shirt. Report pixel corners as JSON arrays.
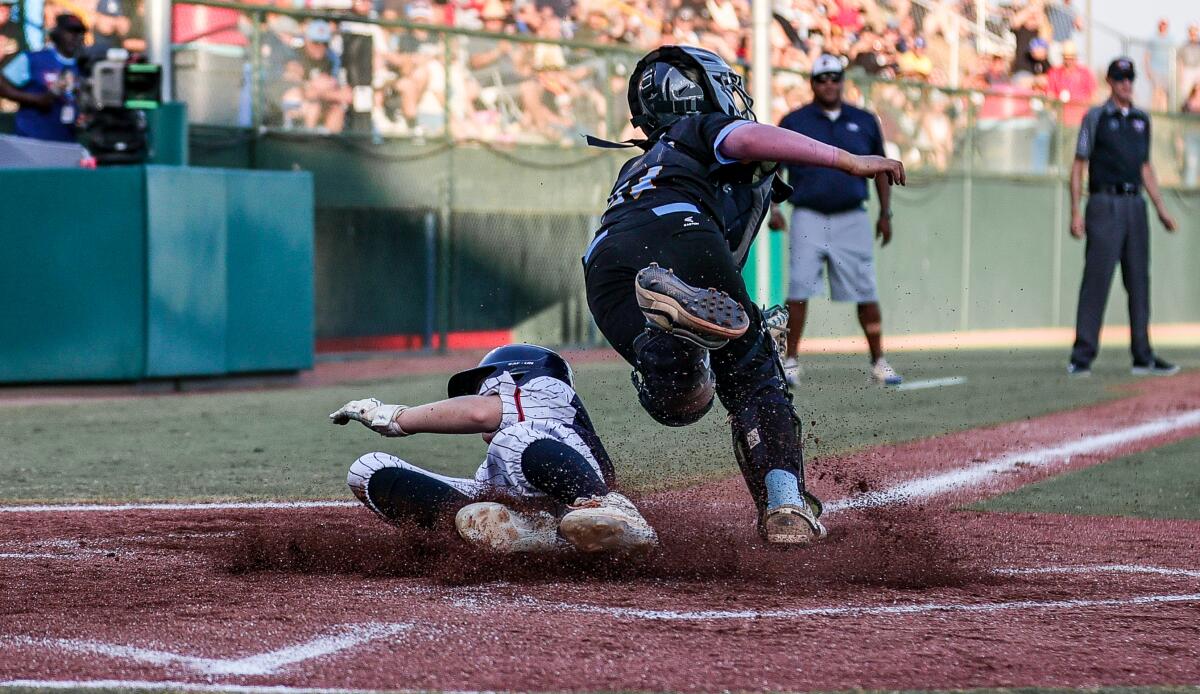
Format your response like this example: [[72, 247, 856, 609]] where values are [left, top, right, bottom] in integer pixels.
[[1075, 99, 1151, 189]]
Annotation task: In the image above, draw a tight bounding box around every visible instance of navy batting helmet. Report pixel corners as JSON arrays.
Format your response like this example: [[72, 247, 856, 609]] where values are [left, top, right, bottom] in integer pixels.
[[447, 344, 573, 397], [628, 45, 755, 136]]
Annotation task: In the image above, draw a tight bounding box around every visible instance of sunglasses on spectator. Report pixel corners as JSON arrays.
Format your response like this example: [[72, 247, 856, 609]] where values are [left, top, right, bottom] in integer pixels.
[[813, 73, 843, 84]]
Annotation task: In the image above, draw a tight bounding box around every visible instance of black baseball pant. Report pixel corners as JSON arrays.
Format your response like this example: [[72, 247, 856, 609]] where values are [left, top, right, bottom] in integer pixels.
[[1071, 193, 1154, 366]]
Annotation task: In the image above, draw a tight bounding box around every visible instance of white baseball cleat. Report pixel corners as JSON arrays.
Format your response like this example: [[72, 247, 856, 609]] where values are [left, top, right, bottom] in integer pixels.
[[871, 357, 903, 386], [758, 501, 827, 545], [559, 492, 658, 553], [455, 502, 563, 553], [783, 357, 803, 386]]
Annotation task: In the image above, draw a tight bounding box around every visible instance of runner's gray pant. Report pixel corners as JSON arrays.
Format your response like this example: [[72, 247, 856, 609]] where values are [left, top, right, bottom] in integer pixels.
[[1071, 193, 1153, 366]]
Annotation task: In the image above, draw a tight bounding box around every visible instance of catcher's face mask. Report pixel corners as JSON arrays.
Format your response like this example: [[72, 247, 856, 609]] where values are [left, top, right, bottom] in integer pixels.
[[628, 45, 755, 136]]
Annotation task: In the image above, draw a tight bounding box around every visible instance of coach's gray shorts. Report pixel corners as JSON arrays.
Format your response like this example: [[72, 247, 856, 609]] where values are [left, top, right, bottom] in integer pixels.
[[788, 207, 878, 303]]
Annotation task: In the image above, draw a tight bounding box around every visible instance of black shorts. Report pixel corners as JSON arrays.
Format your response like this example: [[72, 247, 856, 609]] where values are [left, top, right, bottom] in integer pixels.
[[583, 204, 760, 365]]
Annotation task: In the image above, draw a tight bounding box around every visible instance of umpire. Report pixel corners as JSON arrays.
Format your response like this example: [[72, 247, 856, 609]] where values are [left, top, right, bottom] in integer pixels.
[[1068, 57, 1179, 377]]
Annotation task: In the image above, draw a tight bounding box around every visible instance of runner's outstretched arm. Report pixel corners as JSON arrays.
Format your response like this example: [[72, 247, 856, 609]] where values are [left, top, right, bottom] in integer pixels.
[[719, 122, 906, 185]]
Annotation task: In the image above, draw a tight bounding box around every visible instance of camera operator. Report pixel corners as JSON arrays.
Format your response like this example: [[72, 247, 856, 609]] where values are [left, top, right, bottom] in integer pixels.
[[0, 13, 86, 142]]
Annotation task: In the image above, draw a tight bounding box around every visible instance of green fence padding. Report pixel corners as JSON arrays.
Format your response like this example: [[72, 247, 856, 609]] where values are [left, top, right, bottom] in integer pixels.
[[145, 167, 230, 377], [0, 165, 312, 384], [225, 170, 315, 371], [148, 103, 190, 166], [0, 168, 147, 381]]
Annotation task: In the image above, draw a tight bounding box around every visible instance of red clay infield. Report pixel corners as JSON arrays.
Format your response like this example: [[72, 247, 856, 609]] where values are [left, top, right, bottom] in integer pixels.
[[2, 374, 1200, 691]]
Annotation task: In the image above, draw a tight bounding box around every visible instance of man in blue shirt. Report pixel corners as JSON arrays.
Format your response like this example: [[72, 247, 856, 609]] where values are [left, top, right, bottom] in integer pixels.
[[0, 13, 85, 142], [772, 54, 901, 386]]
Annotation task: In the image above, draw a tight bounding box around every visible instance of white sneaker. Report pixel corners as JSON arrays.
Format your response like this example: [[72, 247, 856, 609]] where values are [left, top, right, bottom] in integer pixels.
[[783, 357, 802, 386], [559, 492, 658, 553], [455, 502, 563, 553], [871, 357, 903, 385]]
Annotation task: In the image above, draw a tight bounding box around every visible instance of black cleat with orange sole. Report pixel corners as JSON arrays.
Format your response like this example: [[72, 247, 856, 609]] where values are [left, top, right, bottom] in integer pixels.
[[635, 263, 749, 349]]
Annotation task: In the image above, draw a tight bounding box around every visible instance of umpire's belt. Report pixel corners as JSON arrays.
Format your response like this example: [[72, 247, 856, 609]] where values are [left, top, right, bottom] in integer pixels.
[[1089, 183, 1141, 196]]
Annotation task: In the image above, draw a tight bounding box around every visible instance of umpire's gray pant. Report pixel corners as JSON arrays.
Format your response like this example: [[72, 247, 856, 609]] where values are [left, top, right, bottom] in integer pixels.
[[1070, 193, 1153, 366]]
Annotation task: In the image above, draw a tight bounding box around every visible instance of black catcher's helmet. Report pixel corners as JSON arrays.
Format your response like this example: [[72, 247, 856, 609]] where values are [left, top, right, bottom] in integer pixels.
[[447, 344, 574, 397], [628, 45, 755, 136]]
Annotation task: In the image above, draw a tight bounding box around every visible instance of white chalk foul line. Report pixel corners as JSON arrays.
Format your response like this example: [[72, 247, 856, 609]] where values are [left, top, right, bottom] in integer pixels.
[[550, 592, 1200, 621], [996, 564, 1200, 579], [895, 376, 967, 391], [827, 407, 1200, 512], [0, 681, 459, 694], [0, 500, 357, 514], [2, 623, 410, 676]]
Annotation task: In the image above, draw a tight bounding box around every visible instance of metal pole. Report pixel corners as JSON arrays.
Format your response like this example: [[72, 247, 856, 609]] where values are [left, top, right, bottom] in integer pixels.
[[975, 0, 985, 53], [1085, 0, 1094, 67], [424, 211, 437, 351], [250, 11, 263, 130], [950, 13, 961, 89], [752, 0, 772, 307], [959, 100, 975, 331], [147, 0, 173, 101]]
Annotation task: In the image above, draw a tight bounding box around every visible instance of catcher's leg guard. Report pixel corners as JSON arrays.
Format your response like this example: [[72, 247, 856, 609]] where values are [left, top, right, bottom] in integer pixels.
[[635, 263, 750, 349], [631, 327, 716, 427], [716, 319, 825, 542], [347, 453, 479, 527]]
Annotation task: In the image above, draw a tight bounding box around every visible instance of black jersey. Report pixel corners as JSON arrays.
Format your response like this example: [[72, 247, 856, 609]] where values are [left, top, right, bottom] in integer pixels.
[[596, 113, 791, 268]]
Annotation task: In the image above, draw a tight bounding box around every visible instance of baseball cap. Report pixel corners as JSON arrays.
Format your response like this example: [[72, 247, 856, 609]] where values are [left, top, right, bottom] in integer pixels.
[[811, 53, 844, 78], [97, 0, 123, 16], [305, 19, 332, 43], [1061, 40, 1078, 57], [55, 13, 87, 32], [1030, 37, 1048, 50], [1106, 56, 1136, 80], [406, 0, 433, 21]]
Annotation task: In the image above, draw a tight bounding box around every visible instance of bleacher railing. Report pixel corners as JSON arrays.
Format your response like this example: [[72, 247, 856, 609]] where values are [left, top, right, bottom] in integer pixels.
[[171, 0, 1200, 186]]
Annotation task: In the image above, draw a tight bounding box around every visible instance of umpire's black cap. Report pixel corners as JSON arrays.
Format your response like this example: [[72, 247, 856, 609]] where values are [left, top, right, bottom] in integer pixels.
[[1106, 57, 1136, 81]]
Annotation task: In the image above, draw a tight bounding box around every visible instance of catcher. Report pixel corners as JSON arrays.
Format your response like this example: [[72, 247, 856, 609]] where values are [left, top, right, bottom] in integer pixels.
[[330, 344, 657, 554], [583, 46, 904, 544]]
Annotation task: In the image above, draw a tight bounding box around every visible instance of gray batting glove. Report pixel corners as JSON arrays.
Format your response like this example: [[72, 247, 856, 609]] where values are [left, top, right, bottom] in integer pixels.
[[329, 398, 411, 436]]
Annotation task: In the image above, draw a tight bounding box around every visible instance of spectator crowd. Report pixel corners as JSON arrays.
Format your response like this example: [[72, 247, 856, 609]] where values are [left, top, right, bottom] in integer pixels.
[[4, 0, 1200, 176]]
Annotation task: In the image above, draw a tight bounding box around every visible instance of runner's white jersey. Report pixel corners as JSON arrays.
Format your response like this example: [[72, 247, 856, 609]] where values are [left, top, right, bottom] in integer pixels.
[[474, 372, 612, 495]]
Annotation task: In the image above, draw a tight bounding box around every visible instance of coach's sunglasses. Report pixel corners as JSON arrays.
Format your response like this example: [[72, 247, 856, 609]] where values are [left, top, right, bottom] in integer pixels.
[[813, 73, 843, 84]]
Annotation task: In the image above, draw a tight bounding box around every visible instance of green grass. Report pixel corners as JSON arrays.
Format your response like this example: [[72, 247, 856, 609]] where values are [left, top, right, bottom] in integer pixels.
[[973, 434, 1200, 520], [1, 347, 1196, 503]]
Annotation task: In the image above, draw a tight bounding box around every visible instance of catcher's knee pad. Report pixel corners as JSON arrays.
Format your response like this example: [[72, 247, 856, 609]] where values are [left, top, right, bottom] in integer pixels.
[[631, 328, 715, 427]]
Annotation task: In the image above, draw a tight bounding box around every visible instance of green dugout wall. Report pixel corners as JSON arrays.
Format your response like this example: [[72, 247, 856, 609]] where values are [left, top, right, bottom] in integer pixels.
[[0, 165, 314, 383], [189, 132, 1200, 348]]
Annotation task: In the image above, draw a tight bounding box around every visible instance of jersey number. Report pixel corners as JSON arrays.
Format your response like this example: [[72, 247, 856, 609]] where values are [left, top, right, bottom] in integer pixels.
[[608, 166, 662, 207]]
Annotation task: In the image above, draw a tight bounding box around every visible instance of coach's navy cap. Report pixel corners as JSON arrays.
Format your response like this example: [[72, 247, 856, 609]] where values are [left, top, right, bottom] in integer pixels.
[[1107, 57, 1136, 80]]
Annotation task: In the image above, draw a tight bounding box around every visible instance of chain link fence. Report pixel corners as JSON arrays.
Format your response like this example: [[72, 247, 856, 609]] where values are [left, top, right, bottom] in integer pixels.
[[173, 0, 1200, 350]]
